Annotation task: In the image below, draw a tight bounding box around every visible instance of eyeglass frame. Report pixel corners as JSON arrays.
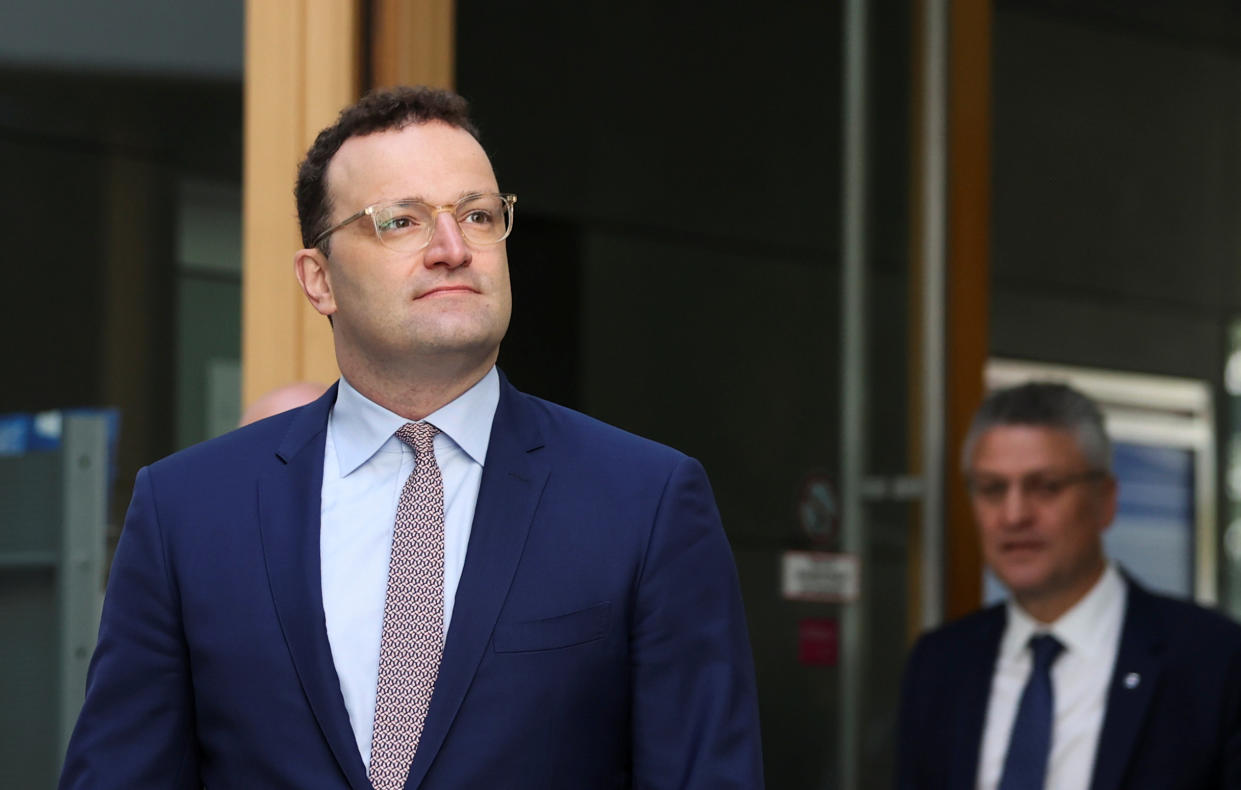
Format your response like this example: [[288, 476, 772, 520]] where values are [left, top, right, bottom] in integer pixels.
[[965, 469, 1110, 507], [311, 192, 518, 253]]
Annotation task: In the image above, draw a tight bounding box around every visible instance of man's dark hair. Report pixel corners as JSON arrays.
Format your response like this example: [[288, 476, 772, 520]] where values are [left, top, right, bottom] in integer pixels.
[[962, 381, 1112, 474], [294, 85, 482, 251]]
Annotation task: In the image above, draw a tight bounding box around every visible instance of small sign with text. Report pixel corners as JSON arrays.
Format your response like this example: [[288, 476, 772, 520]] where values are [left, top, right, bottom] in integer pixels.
[[781, 551, 860, 602]]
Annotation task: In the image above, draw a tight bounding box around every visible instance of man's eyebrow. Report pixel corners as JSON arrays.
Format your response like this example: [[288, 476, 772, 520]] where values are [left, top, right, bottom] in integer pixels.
[[386, 191, 491, 204], [970, 467, 1071, 479]]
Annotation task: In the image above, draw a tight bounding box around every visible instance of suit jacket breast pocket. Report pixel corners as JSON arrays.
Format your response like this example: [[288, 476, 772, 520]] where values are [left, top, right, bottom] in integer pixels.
[[492, 602, 612, 653]]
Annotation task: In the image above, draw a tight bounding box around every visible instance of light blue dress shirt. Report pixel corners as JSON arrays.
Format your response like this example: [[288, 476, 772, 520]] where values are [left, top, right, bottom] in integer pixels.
[[319, 367, 499, 766]]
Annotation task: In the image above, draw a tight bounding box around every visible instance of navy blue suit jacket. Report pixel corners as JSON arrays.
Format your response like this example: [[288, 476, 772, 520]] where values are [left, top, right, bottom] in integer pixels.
[[61, 375, 764, 789], [896, 579, 1241, 790]]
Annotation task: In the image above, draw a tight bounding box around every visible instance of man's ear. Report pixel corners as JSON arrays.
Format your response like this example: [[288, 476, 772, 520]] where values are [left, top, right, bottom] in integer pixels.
[[1097, 474, 1119, 530], [294, 248, 337, 317]]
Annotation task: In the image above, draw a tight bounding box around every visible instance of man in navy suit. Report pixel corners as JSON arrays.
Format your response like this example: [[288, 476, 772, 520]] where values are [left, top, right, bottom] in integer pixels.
[[897, 381, 1241, 790], [61, 86, 764, 789]]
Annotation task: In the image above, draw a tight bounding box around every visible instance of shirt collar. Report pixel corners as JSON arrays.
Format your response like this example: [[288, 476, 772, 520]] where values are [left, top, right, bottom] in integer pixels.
[[1000, 562, 1126, 662], [329, 367, 500, 476]]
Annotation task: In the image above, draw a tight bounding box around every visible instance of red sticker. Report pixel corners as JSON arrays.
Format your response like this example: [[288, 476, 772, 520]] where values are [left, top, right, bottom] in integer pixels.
[[798, 617, 838, 667]]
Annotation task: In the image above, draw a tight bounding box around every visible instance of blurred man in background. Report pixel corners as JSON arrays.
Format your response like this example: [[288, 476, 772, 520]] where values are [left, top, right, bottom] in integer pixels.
[[898, 381, 1241, 790], [239, 380, 327, 426]]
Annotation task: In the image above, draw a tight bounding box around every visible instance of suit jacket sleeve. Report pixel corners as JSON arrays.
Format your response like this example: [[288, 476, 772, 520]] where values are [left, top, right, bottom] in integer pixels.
[[1204, 609, 1241, 789], [1225, 645, 1241, 789], [60, 466, 201, 789], [629, 456, 764, 789], [896, 635, 931, 790]]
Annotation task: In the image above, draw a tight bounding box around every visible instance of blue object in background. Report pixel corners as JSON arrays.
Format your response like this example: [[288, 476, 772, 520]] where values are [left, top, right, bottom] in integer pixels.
[[1106, 441, 1195, 598], [0, 413, 34, 455], [0, 407, 123, 510]]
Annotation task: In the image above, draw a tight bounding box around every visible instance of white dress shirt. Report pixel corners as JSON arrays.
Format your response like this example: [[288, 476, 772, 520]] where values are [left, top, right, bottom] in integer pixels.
[[977, 563, 1126, 790], [319, 368, 499, 767]]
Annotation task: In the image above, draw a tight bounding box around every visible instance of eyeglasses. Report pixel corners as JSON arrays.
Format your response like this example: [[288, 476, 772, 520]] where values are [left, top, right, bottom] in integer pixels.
[[312, 192, 517, 253], [967, 470, 1107, 506]]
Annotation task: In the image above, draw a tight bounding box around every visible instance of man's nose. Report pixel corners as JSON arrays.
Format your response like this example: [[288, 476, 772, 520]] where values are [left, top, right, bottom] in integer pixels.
[[1001, 485, 1032, 525], [423, 210, 472, 269]]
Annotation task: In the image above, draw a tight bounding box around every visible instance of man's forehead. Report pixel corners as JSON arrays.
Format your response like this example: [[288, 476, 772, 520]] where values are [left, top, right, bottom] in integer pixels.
[[325, 121, 496, 206], [970, 424, 1089, 473]]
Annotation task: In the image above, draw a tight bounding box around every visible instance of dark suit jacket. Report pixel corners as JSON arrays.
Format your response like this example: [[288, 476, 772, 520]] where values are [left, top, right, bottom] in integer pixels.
[[896, 578, 1241, 790], [60, 375, 764, 789]]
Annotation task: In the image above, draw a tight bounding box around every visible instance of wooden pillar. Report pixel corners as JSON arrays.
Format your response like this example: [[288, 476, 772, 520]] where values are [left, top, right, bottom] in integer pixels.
[[371, 0, 456, 89], [241, 0, 362, 407], [944, 0, 992, 621]]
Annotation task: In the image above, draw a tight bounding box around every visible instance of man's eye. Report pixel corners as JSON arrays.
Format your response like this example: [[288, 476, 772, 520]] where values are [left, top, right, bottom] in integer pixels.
[[378, 215, 419, 233], [974, 482, 1007, 500], [460, 209, 494, 225], [1028, 479, 1065, 498]]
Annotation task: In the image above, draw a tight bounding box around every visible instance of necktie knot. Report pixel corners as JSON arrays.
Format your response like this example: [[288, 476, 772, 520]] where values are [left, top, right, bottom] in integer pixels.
[[1029, 633, 1064, 671], [395, 422, 439, 456]]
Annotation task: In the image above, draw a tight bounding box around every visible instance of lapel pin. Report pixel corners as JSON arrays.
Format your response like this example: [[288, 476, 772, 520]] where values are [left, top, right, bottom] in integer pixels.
[[1123, 672, 1140, 689]]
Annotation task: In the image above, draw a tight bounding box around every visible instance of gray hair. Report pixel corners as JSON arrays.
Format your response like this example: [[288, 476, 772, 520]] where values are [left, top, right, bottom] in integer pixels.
[[961, 381, 1112, 475]]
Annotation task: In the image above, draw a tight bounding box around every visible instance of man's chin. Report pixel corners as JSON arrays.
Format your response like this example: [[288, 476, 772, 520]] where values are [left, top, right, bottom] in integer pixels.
[[992, 565, 1049, 599], [411, 332, 502, 358], [410, 313, 506, 347]]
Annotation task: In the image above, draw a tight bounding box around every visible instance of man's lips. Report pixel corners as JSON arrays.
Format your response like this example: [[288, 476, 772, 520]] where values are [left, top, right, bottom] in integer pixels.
[[417, 285, 478, 299], [1000, 540, 1044, 554]]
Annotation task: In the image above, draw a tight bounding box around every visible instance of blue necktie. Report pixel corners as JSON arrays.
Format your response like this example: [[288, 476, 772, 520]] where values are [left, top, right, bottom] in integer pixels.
[[998, 634, 1065, 790]]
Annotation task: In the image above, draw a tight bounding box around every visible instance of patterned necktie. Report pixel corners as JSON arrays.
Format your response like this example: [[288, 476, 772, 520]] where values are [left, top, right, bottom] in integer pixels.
[[368, 422, 445, 790], [998, 633, 1065, 790]]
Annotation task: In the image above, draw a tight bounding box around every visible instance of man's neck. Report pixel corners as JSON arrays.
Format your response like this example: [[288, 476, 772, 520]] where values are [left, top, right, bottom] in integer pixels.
[[338, 352, 497, 421]]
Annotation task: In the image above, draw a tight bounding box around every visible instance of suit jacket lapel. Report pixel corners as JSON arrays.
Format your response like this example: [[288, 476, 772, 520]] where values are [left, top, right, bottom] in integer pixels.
[[1089, 579, 1165, 790], [258, 384, 373, 790], [404, 376, 549, 790], [952, 607, 1006, 790]]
